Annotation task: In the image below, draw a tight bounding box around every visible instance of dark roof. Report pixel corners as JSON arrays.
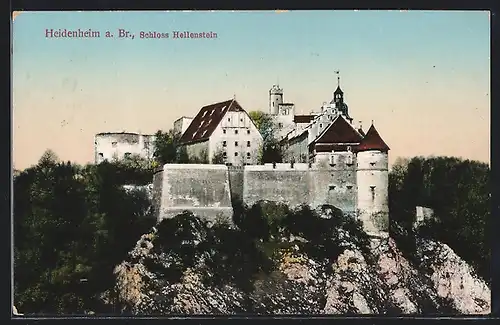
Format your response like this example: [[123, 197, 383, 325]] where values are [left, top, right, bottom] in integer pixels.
[[314, 115, 363, 145], [358, 128, 366, 136], [179, 99, 244, 144], [355, 124, 390, 152], [334, 86, 343, 94], [294, 115, 315, 123]]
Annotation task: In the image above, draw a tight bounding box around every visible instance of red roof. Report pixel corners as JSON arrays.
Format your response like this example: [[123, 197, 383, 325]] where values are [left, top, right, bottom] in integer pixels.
[[314, 115, 363, 145], [355, 124, 390, 152], [179, 99, 244, 144], [294, 115, 315, 123]]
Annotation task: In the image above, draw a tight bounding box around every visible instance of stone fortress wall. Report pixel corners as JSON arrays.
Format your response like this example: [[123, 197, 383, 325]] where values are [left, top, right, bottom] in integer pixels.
[[152, 155, 389, 238]]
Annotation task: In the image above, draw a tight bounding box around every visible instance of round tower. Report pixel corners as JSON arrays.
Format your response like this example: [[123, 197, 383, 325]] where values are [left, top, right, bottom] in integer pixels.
[[269, 84, 283, 115], [355, 123, 390, 238]]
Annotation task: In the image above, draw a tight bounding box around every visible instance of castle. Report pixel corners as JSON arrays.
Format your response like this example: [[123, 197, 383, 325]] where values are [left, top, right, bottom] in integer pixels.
[[151, 75, 391, 238]]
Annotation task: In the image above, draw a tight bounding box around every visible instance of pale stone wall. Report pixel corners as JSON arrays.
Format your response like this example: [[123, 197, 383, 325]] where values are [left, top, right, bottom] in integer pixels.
[[94, 133, 155, 163], [356, 150, 389, 237], [173, 117, 193, 136], [153, 151, 388, 237], [153, 164, 233, 224]]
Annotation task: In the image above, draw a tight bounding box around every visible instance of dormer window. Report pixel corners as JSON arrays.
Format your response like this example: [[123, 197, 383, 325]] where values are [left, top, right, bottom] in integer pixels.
[[223, 141, 227, 147], [223, 129, 226, 134], [112, 142, 117, 147]]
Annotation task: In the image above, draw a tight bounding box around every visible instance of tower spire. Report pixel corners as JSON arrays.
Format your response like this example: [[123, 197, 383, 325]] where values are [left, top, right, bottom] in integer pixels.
[[335, 70, 340, 88]]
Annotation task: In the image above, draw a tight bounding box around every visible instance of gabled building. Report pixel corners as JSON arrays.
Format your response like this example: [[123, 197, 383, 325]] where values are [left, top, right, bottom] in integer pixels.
[[178, 99, 263, 166]]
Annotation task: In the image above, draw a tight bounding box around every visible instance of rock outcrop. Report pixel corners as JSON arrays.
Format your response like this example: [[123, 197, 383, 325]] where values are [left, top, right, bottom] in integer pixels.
[[109, 207, 490, 315]]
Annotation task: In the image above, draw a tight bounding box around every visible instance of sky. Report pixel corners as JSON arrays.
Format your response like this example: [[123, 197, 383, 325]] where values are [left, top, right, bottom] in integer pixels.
[[12, 10, 490, 170]]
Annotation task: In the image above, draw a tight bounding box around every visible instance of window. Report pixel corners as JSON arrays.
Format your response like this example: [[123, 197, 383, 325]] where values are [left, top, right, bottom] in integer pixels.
[[247, 141, 251, 147], [98, 153, 104, 158], [223, 129, 226, 134], [346, 185, 353, 190], [235, 141, 239, 147], [124, 152, 131, 159], [228, 118, 231, 122], [278, 123, 283, 128], [247, 152, 251, 159], [112, 142, 117, 147], [240, 118, 243, 122], [223, 152, 227, 158], [235, 152, 239, 157], [223, 141, 227, 147], [370, 186, 376, 201], [319, 124, 323, 128], [329, 185, 336, 190], [144, 141, 149, 149], [247, 130, 250, 134], [235, 130, 238, 135]]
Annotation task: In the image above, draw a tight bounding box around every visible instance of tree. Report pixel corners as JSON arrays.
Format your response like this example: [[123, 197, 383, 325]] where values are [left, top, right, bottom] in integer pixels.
[[388, 156, 490, 283], [248, 110, 268, 131], [248, 111, 283, 164], [14, 151, 156, 314], [153, 130, 183, 164], [212, 149, 226, 164]]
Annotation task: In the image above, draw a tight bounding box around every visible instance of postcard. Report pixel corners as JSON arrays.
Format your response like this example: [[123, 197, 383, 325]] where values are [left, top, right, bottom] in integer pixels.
[[12, 10, 491, 316]]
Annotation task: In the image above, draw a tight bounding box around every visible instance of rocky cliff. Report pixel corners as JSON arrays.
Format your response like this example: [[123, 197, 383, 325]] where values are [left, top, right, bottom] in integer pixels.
[[107, 204, 490, 315]]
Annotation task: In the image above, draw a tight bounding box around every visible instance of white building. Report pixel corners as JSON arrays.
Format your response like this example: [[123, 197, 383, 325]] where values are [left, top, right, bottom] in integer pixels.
[[178, 99, 263, 166], [94, 132, 155, 163], [173, 116, 193, 135]]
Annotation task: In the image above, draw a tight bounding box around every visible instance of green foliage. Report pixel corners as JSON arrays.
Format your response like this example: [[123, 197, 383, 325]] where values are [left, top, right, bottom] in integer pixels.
[[153, 129, 189, 164], [248, 110, 267, 131], [389, 156, 490, 283], [233, 200, 370, 269], [248, 111, 284, 164], [14, 153, 156, 314], [211, 149, 226, 164]]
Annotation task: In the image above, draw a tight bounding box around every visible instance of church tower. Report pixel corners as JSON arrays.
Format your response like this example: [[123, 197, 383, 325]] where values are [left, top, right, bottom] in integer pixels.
[[269, 84, 283, 115], [355, 122, 390, 238], [331, 71, 353, 123]]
